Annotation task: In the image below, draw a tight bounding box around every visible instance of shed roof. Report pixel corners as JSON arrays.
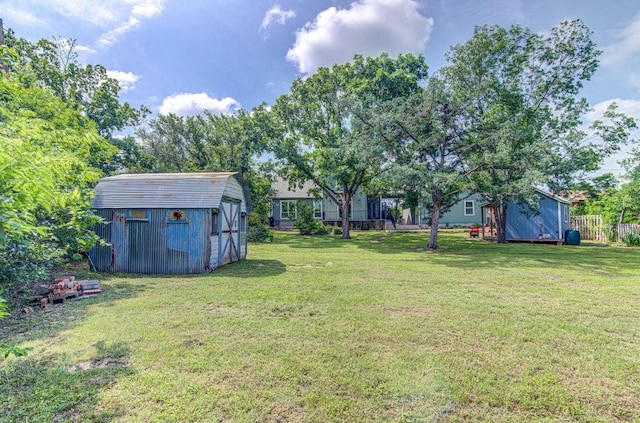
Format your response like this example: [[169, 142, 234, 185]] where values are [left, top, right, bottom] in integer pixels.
[[480, 188, 571, 208], [92, 172, 246, 209]]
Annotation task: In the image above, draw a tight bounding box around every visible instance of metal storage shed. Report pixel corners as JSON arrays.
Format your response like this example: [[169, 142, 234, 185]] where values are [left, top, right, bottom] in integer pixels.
[[481, 188, 570, 243], [89, 172, 250, 274]]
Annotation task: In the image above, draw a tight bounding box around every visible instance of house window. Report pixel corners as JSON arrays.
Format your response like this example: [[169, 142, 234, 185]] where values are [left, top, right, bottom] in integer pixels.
[[464, 201, 475, 216], [169, 209, 186, 221], [281, 200, 297, 220], [211, 209, 219, 235], [313, 199, 323, 219], [128, 209, 148, 220]]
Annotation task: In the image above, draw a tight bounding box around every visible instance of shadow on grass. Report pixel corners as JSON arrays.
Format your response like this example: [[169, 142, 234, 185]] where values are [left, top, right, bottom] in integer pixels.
[[0, 341, 132, 422], [271, 230, 640, 277], [0, 280, 148, 346], [213, 259, 287, 278]]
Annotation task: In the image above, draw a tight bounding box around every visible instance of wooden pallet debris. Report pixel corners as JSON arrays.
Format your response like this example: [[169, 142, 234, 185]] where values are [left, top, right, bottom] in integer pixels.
[[36, 277, 101, 307]]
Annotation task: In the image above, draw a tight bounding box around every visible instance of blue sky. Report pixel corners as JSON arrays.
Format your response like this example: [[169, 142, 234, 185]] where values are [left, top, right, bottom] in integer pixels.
[[3, 0, 640, 174]]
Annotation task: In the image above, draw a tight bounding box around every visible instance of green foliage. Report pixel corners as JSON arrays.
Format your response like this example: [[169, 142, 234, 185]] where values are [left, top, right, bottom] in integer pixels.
[[294, 201, 324, 235], [584, 184, 640, 224], [442, 20, 631, 242], [3, 29, 150, 174], [271, 53, 429, 239], [136, 108, 275, 226], [383, 75, 471, 249], [620, 230, 640, 246], [325, 225, 343, 235], [0, 59, 113, 287], [247, 224, 274, 243]]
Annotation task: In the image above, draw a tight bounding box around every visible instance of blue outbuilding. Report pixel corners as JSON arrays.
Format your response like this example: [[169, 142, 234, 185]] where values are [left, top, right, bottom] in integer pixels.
[[89, 172, 250, 274], [481, 188, 571, 243]]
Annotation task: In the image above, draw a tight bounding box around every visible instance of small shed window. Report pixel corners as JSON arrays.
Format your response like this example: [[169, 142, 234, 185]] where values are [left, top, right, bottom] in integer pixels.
[[281, 200, 297, 220], [564, 205, 569, 223], [212, 209, 219, 235], [241, 212, 247, 232], [129, 209, 148, 220], [169, 209, 186, 221], [313, 199, 322, 219], [464, 201, 475, 216]]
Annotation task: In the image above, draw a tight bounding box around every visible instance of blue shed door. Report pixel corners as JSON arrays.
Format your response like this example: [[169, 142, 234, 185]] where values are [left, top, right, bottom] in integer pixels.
[[219, 199, 241, 266]]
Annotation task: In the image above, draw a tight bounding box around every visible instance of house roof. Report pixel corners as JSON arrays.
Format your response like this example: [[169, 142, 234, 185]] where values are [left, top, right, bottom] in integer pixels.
[[559, 190, 590, 204], [92, 172, 247, 209], [272, 176, 317, 199]]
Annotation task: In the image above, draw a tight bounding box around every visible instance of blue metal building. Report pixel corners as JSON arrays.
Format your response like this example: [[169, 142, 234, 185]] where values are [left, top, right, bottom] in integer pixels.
[[505, 190, 571, 241], [89, 173, 250, 274], [480, 189, 570, 242]]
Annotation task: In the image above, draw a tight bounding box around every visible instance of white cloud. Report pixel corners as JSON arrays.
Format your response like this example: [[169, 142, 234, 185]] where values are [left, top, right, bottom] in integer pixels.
[[602, 13, 640, 67], [260, 5, 296, 36], [107, 70, 140, 92], [159, 93, 240, 117], [286, 0, 433, 75], [586, 98, 640, 123], [2, 0, 165, 49], [97, 16, 142, 48], [74, 44, 97, 54], [1, 3, 46, 26]]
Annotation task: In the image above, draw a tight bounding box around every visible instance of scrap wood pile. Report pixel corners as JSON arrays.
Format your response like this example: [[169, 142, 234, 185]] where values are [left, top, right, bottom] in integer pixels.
[[38, 276, 101, 307]]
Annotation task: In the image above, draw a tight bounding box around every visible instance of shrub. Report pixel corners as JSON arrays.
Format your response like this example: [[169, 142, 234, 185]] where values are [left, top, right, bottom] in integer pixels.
[[294, 201, 323, 235], [248, 225, 273, 243], [327, 225, 343, 235], [620, 229, 640, 247]]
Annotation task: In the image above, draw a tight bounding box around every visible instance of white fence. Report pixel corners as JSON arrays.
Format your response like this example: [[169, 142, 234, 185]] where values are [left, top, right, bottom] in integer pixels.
[[570, 215, 640, 243]]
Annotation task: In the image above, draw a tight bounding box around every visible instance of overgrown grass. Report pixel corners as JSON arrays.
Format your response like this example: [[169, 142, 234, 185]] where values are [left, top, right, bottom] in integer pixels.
[[1, 231, 639, 422]]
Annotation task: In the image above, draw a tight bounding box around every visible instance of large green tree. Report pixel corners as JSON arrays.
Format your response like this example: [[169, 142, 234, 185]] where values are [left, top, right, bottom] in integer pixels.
[[3, 29, 149, 173], [137, 106, 275, 226], [271, 53, 429, 239], [383, 74, 472, 249], [0, 49, 115, 285], [443, 20, 635, 243]]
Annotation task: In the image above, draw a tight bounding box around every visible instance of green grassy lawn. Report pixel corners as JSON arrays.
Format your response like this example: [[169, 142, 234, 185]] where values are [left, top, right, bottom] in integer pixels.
[[1, 231, 639, 422]]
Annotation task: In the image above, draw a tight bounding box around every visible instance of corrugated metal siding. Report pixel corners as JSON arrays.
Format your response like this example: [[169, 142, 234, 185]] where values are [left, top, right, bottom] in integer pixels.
[[90, 173, 249, 273], [90, 208, 211, 274], [210, 236, 219, 269], [92, 173, 243, 209]]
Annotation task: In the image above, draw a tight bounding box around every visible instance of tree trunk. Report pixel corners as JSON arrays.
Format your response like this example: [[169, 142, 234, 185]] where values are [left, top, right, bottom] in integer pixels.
[[428, 201, 442, 250], [494, 203, 508, 243], [341, 192, 352, 239]]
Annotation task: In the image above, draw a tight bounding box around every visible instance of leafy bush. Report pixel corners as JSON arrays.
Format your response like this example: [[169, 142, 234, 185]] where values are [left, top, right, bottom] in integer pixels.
[[248, 225, 274, 243], [326, 225, 343, 235], [294, 201, 323, 235], [620, 229, 640, 247]]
